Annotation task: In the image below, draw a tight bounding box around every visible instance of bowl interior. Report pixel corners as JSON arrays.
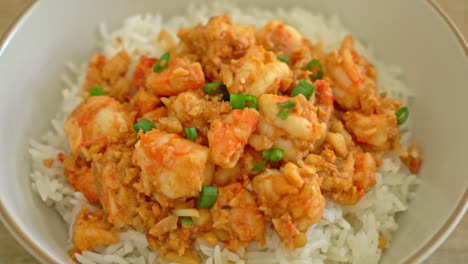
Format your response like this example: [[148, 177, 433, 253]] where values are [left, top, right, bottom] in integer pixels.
[[0, 0, 467, 263]]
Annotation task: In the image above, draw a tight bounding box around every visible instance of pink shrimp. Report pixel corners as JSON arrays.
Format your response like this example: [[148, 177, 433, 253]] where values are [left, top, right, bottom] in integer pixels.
[[343, 111, 399, 151], [324, 35, 377, 110], [146, 57, 205, 96], [64, 96, 131, 154], [133, 129, 209, 199], [314, 79, 334, 126], [208, 108, 260, 168], [211, 183, 265, 250]]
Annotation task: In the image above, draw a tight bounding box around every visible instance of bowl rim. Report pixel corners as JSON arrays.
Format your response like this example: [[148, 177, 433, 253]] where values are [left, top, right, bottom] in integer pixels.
[[0, 0, 467, 263]]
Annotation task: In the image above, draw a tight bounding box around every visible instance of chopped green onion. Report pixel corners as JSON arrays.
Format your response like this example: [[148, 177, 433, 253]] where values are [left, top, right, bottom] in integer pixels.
[[89, 86, 105, 96], [261, 148, 284, 162], [245, 95, 258, 110], [203, 82, 223, 94], [307, 59, 323, 81], [262, 149, 272, 160], [291, 80, 315, 100], [153, 52, 170, 73], [253, 148, 285, 172], [252, 160, 268, 172], [185, 127, 198, 140], [269, 148, 284, 162], [278, 56, 290, 65], [395, 106, 409, 125], [203, 82, 230, 101], [230, 94, 258, 110], [197, 186, 218, 209], [133, 119, 156, 133], [230, 94, 246, 109], [180, 217, 193, 225], [276, 100, 297, 120]]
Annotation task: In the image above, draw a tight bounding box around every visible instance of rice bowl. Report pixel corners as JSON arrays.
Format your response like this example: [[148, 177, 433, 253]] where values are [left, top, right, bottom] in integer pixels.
[[27, 2, 422, 264], [1, 1, 467, 264]]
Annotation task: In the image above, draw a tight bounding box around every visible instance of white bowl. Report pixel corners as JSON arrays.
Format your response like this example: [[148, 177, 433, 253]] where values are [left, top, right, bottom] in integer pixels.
[[0, 0, 467, 263]]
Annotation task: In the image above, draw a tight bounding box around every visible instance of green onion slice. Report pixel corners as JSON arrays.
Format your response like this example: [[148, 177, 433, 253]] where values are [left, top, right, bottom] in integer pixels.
[[278, 56, 290, 65], [269, 148, 284, 162], [291, 80, 315, 100], [89, 86, 105, 96], [251, 160, 268, 172], [230, 94, 258, 110], [203, 82, 223, 94], [185, 127, 198, 140], [262, 149, 272, 160], [307, 59, 323, 81], [203, 82, 230, 101], [262, 148, 284, 162], [276, 100, 297, 120], [133, 119, 156, 133], [153, 52, 170, 73], [395, 106, 409, 125], [180, 217, 193, 225], [197, 186, 218, 209], [246, 95, 258, 110], [230, 94, 246, 109]]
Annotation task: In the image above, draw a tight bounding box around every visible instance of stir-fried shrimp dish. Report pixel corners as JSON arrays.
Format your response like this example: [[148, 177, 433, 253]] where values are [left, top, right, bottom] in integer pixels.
[[40, 13, 422, 264]]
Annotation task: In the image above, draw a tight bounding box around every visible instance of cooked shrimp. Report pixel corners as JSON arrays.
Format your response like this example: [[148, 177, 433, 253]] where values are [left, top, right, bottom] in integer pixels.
[[146, 56, 205, 96], [343, 111, 399, 151], [208, 108, 260, 168], [314, 80, 334, 126], [130, 88, 161, 117], [84, 50, 132, 101], [71, 206, 119, 254], [324, 35, 377, 110], [211, 183, 265, 249], [256, 20, 304, 57], [221, 46, 293, 97], [132, 56, 158, 88], [133, 129, 209, 200], [64, 96, 131, 154], [178, 14, 256, 80], [353, 151, 376, 191], [255, 94, 325, 161], [252, 163, 325, 246], [63, 154, 100, 203], [162, 90, 231, 138]]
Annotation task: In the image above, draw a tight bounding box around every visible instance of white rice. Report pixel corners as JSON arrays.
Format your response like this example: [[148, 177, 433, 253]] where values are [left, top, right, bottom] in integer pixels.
[[28, 2, 420, 264]]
